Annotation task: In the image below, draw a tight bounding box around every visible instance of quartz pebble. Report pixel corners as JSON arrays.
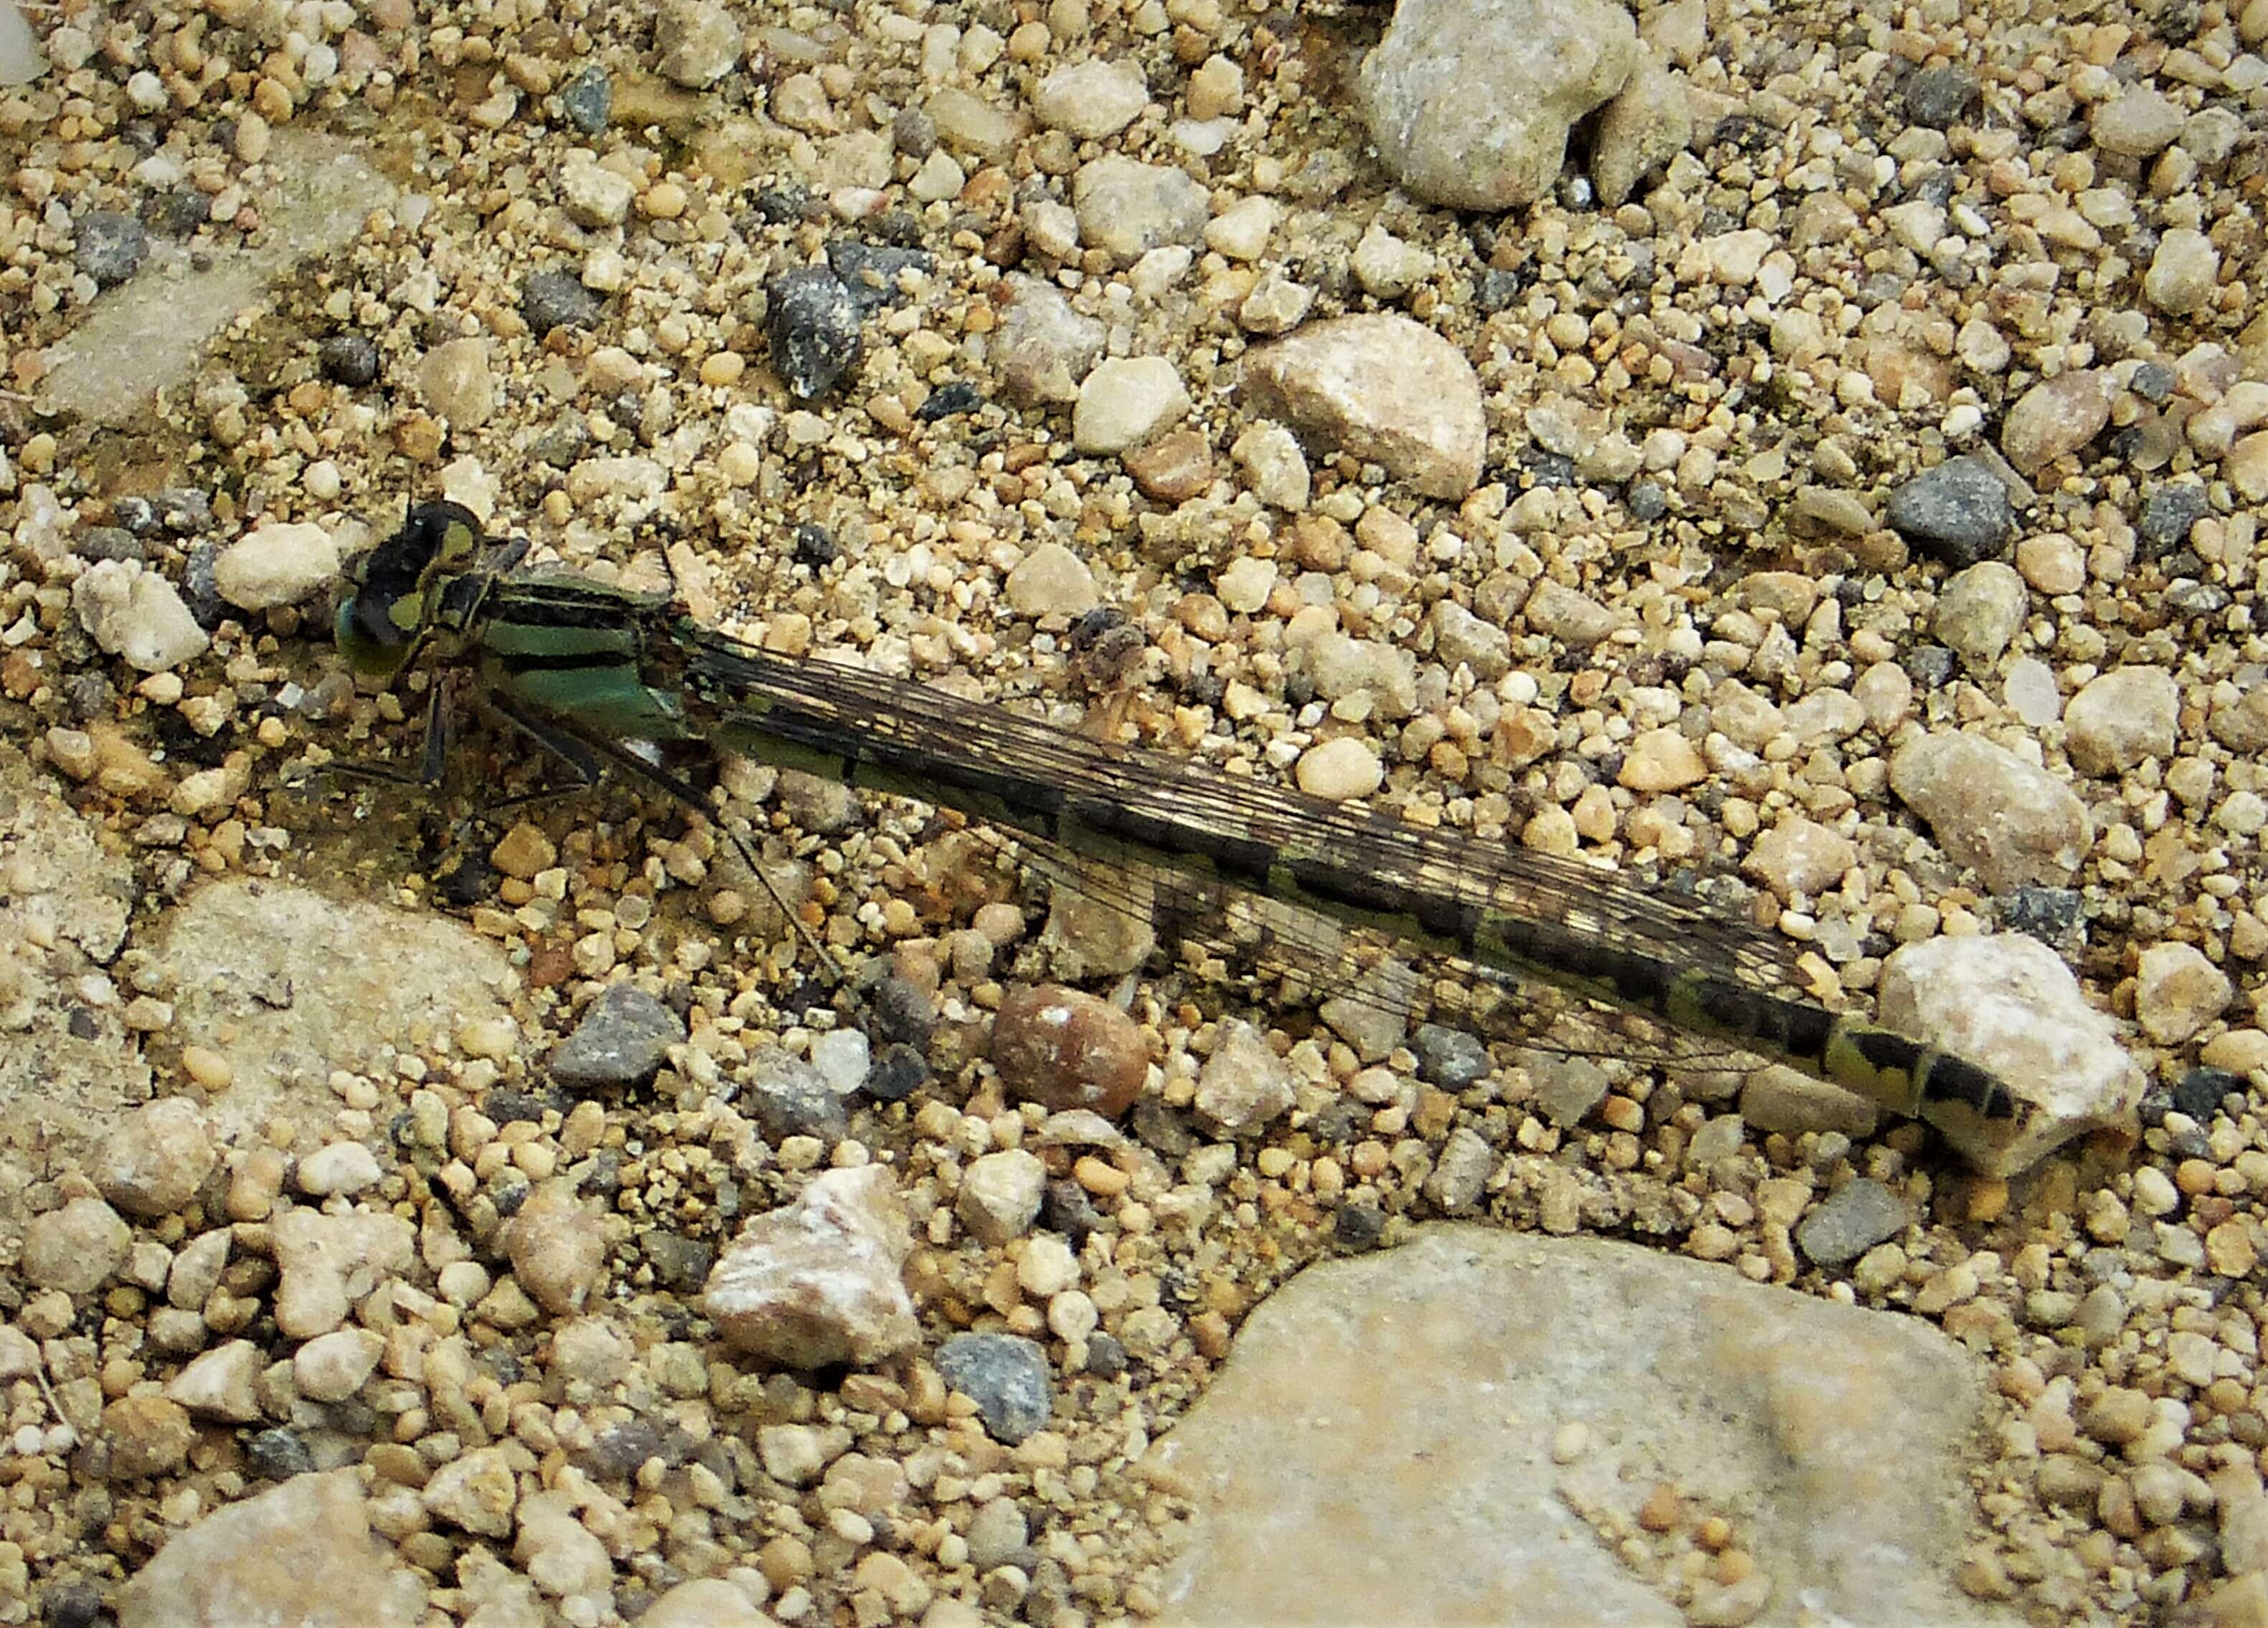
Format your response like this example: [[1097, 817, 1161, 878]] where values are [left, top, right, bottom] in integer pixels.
[[116, 1471, 421, 1627], [704, 1166, 919, 1367], [1888, 733, 2091, 891], [22, 1197, 131, 1295], [1243, 315, 1487, 500], [958, 1149, 1047, 1245], [1071, 357, 1190, 456]]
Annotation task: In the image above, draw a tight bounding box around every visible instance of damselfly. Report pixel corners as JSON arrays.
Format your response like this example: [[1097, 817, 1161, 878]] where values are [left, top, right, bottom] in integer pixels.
[[327, 502, 2029, 1157]]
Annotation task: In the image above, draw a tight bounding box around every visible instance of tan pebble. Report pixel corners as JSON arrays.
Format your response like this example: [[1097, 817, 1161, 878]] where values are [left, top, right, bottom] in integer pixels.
[[1073, 1154, 1129, 1198], [179, 1045, 234, 1091], [1600, 1095, 1644, 1133], [2207, 1220, 2258, 1276], [491, 823, 557, 880], [699, 352, 745, 388], [1191, 1311, 1232, 1360], [1696, 1515, 1733, 1552], [640, 179, 688, 218], [1638, 1482, 1684, 1531], [1713, 1548, 1756, 1587]]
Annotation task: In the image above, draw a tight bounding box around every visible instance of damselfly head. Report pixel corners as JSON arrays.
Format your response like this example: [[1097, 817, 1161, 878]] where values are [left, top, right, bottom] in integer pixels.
[[335, 500, 486, 677]]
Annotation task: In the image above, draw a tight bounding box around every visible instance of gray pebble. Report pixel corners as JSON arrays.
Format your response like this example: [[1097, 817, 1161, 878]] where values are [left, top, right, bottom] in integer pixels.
[[935, 1333, 1052, 1446], [1885, 456, 2014, 566], [765, 266, 863, 401], [77, 210, 149, 286], [1796, 1178, 1909, 1267], [319, 334, 380, 388], [1413, 1024, 1490, 1090], [549, 985, 686, 1092], [742, 1047, 850, 1142], [2137, 482, 2208, 554], [561, 68, 612, 136], [1903, 65, 1979, 130], [522, 269, 604, 335]]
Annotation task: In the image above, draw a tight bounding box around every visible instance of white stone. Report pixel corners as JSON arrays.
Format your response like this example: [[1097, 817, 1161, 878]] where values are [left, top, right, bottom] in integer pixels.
[[216, 523, 341, 612], [1072, 356, 1191, 454]]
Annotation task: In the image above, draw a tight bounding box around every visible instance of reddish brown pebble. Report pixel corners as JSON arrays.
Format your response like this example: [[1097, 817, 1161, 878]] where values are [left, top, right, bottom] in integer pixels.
[[991, 985, 1147, 1116], [1122, 427, 1215, 502]]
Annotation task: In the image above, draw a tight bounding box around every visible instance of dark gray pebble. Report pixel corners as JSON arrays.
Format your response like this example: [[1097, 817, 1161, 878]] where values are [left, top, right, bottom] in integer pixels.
[[1885, 455, 2013, 566], [935, 1334, 1052, 1446], [523, 268, 605, 335], [1903, 65, 1980, 129], [76, 210, 148, 286], [1413, 1024, 1490, 1091], [561, 67, 612, 136], [765, 266, 862, 400], [319, 333, 381, 387]]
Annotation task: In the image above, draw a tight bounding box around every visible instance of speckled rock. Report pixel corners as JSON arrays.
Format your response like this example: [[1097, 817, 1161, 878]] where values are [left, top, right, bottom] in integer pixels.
[[704, 1166, 919, 1367], [116, 1470, 422, 1628], [549, 983, 686, 1093], [992, 986, 1149, 1116], [935, 1333, 1053, 1446], [1885, 456, 2014, 567], [1243, 315, 1486, 500], [1357, 0, 1638, 210], [1888, 732, 2091, 891]]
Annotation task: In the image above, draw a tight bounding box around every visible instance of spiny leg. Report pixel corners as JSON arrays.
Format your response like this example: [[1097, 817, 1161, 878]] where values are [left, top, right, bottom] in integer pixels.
[[486, 693, 847, 987]]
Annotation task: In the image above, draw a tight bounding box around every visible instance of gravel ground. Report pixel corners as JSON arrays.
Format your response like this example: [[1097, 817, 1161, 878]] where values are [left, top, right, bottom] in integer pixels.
[[1, 0, 2267, 1624]]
